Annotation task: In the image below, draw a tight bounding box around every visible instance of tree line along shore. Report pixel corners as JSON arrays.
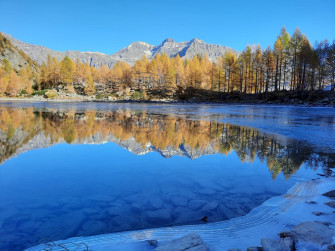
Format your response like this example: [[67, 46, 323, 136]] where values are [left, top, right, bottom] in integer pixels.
[[0, 27, 334, 104]]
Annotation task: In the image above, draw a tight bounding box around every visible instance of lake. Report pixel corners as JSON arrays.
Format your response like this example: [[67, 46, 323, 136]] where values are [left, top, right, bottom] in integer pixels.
[[0, 102, 334, 250]]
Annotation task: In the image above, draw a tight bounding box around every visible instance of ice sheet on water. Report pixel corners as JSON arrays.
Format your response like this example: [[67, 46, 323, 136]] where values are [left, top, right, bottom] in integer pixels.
[[2, 101, 334, 150]]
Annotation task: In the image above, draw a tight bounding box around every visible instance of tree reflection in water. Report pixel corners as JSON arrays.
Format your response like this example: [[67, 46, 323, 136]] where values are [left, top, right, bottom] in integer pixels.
[[0, 107, 333, 178]]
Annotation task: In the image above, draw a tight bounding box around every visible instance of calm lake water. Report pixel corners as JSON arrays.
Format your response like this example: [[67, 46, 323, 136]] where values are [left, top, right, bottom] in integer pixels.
[[0, 102, 334, 250]]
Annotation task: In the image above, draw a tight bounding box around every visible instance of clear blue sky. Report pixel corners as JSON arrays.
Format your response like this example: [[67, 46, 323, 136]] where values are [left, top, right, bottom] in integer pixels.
[[0, 0, 334, 54]]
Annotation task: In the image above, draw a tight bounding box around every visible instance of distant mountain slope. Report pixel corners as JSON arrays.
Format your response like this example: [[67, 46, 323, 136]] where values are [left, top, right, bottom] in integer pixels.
[[1, 32, 118, 68], [1, 32, 233, 67], [0, 33, 39, 71]]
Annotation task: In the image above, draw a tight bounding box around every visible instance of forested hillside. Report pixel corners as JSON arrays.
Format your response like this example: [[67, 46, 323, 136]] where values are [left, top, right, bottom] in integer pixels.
[[0, 33, 39, 96], [0, 27, 334, 100]]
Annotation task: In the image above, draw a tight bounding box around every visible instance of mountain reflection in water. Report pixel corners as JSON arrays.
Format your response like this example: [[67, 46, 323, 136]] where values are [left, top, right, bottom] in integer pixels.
[[0, 106, 334, 251], [0, 108, 333, 178]]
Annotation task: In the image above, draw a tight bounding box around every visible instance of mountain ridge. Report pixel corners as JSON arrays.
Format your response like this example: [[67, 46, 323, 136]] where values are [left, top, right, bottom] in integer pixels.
[[0, 32, 39, 71], [1, 129, 217, 165], [1, 32, 233, 67]]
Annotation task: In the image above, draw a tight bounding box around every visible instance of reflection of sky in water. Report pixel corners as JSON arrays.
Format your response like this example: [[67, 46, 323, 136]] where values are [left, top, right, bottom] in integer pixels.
[[0, 143, 321, 250], [0, 103, 333, 250]]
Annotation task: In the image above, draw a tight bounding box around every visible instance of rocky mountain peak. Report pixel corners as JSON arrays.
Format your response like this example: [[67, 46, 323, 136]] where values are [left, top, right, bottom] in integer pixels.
[[190, 38, 204, 44], [161, 38, 175, 45], [127, 41, 153, 49], [1, 32, 235, 66]]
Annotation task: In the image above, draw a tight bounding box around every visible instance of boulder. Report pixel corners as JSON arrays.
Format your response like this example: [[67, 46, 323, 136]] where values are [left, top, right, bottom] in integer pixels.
[[147, 239, 158, 247], [280, 221, 335, 245], [154, 233, 209, 251], [261, 237, 294, 251]]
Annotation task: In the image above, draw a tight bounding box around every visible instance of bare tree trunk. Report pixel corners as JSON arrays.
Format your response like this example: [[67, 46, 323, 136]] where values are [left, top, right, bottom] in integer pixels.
[[311, 68, 315, 90], [302, 62, 306, 91], [224, 68, 227, 92], [244, 62, 248, 93], [283, 59, 287, 90], [211, 64, 214, 91], [278, 57, 282, 90], [293, 49, 297, 90], [218, 69, 221, 92], [255, 67, 258, 94], [228, 68, 231, 93], [240, 66, 244, 92], [275, 55, 279, 91]]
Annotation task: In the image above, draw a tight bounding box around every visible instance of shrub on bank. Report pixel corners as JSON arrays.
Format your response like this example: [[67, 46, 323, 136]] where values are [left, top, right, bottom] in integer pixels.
[[32, 89, 48, 96], [44, 90, 58, 99], [131, 91, 143, 100]]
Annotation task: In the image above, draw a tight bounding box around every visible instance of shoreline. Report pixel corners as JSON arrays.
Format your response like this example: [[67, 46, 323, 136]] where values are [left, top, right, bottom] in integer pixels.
[[26, 176, 335, 251], [0, 96, 334, 108]]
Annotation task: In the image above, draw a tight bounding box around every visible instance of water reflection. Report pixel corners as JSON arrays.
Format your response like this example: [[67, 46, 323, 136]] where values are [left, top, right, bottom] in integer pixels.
[[0, 108, 333, 178], [0, 107, 334, 250]]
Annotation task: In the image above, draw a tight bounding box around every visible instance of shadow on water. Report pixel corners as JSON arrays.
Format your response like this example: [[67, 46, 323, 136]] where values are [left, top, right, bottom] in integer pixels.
[[0, 106, 334, 250]]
